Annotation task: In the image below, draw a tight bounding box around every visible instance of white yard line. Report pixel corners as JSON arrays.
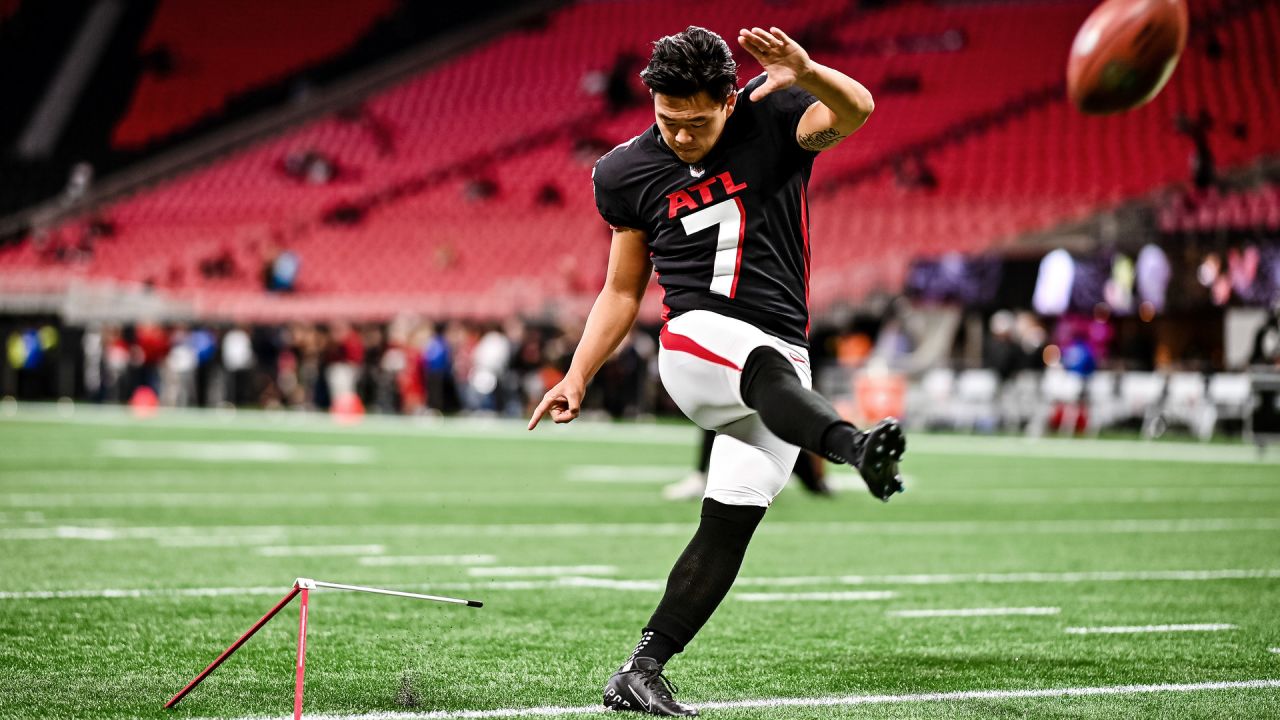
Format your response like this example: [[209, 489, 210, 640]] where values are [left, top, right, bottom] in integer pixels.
[[157, 535, 289, 548], [256, 545, 385, 557], [1269, 648, 1280, 654], [3, 567, 1278, 601], [1065, 624, 1237, 635], [888, 607, 1060, 618], [98, 439, 376, 464], [554, 577, 664, 591], [466, 566, 617, 578], [737, 591, 897, 602], [4, 517, 1279, 542], [204, 679, 1280, 719], [744, 568, 1280, 587], [359, 555, 497, 567], [564, 466, 688, 483]]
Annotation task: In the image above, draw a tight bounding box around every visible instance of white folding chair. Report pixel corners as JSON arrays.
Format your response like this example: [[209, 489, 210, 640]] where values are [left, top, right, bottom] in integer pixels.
[[1160, 372, 1211, 440], [1119, 372, 1167, 439], [1207, 373, 1254, 440], [1084, 370, 1120, 435], [953, 369, 1001, 431], [914, 367, 955, 430]]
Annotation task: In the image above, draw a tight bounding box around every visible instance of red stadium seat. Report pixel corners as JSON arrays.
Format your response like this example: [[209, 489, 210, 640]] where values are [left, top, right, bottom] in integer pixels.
[[3, 0, 1278, 318]]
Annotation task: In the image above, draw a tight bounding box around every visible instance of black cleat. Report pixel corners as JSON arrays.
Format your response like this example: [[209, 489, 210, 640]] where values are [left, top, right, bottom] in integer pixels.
[[852, 417, 907, 502], [603, 657, 698, 716]]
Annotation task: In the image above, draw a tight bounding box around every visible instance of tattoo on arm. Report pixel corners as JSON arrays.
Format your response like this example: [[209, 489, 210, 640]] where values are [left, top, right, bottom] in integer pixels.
[[797, 127, 845, 151]]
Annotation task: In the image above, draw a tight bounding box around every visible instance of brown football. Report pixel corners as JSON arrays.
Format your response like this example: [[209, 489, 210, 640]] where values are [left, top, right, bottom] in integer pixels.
[[1067, 0, 1189, 114]]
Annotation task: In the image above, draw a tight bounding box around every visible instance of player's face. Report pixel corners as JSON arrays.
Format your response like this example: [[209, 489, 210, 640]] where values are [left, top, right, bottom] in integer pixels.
[[653, 90, 737, 165]]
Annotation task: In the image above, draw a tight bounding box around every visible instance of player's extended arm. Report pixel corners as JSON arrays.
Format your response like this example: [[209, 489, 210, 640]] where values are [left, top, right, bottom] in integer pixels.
[[527, 227, 652, 429], [737, 26, 874, 152]]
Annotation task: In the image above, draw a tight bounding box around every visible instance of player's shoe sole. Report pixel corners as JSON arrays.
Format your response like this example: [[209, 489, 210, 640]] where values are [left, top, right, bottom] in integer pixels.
[[856, 418, 906, 502]]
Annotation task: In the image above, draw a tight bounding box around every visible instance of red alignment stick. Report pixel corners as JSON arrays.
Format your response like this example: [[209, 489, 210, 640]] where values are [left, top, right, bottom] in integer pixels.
[[293, 587, 310, 720], [164, 585, 301, 709]]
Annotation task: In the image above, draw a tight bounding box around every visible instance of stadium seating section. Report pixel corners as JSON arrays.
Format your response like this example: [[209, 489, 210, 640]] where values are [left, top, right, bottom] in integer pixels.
[[3, 0, 1279, 319], [111, 0, 396, 148]]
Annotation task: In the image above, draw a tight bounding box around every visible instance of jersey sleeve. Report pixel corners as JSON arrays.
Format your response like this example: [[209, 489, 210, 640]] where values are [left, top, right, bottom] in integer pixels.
[[592, 161, 643, 232], [746, 74, 819, 157]]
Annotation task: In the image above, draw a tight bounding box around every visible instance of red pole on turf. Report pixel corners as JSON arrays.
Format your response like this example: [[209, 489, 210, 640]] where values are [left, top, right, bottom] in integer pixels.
[[293, 587, 310, 720], [164, 585, 301, 709]]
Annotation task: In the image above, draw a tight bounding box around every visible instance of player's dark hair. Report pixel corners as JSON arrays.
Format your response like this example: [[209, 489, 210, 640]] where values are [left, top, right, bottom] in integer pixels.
[[640, 26, 738, 103]]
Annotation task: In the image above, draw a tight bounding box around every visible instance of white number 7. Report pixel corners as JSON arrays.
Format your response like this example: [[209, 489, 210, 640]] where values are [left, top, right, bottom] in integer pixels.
[[680, 197, 746, 298]]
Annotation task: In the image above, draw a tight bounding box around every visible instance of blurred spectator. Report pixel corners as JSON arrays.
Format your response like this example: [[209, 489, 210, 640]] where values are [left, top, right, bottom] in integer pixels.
[[62, 162, 94, 205], [1173, 110, 1215, 190], [604, 52, 643, 113], [464, 177, 499, 202], [1060, 332, 1097, 376], [1015, 312, 1048, 367], [982, 311, 1020, 380], [336, 103, 397, 157], [161, 325, 198, 407], [325, 321, 365, 407], [582, 52, 643, 114], [221, 325, 255, 406], [264, 247, 301, 292], [893, 153, 937, 191], [387, 316, 426, 414], [200, 245, 238, 280], [134, 322, 171, 394], [281, 149, 339, 185], [535, 182, 565, 208], [424, 324, 460, 414], [467, 323, 511, 412]]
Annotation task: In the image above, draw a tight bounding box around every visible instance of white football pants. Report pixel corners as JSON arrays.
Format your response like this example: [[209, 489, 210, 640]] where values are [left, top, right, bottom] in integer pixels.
[[657, 310, 812, 508]]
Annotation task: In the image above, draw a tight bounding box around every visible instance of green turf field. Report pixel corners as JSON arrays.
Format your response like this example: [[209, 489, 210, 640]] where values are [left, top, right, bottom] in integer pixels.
[[2, 406, 1279, 719]]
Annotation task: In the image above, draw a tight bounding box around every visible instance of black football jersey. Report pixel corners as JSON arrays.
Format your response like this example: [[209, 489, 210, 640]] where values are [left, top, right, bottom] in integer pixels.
[[592, 74, 819, 348]]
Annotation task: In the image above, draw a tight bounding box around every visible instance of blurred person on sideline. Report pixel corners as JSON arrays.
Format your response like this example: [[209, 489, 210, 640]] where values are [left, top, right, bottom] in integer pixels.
[[468, 323, 512, 413]]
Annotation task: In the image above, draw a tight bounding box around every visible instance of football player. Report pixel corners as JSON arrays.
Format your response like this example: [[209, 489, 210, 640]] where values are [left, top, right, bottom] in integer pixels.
[[529, 25, 905, 716]]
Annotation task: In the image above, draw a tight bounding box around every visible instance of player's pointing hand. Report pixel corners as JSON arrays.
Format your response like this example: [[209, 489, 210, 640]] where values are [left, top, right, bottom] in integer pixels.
[[737, 26, 813, 102], [528, 376, 585, 430]]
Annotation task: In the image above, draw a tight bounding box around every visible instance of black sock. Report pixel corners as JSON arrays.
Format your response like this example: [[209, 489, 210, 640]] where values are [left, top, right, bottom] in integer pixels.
[[628, 628, 683, 666], [740, 346, 857, 463], [643, 498, 766, 652], [819, 422, 860, 465]]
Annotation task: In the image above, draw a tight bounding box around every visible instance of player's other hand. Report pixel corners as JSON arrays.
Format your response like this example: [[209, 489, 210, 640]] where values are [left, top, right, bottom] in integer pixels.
[[737, 26, 813, 102], [528, 376, 585, 430]]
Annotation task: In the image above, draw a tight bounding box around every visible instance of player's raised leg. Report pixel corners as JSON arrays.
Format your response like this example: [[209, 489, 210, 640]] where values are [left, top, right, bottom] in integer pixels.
[[739, 346, 905, 501]]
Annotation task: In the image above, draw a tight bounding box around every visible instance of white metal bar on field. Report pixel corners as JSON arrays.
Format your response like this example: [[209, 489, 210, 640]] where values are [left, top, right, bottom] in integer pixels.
[[300, 579, 482, 608]]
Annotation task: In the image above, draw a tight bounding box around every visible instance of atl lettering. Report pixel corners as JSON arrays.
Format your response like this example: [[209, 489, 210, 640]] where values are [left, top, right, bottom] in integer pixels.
[[666, 171, 748, 219]]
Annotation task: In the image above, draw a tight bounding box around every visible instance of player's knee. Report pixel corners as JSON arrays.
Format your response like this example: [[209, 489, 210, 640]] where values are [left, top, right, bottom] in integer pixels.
[[740, 346, 801, 410]]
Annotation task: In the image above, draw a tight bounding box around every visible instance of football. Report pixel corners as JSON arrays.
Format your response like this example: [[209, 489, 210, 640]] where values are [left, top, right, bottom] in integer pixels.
[[1066, 0, 1189, 114]]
